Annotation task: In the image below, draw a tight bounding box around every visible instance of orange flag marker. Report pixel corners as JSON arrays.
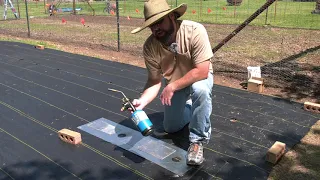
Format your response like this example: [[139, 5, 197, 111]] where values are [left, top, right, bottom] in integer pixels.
[[80, 18, 85, 26]]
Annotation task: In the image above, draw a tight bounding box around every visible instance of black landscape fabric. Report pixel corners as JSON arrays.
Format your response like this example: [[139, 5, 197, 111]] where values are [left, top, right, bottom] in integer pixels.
[[0, 42, 319, 180]]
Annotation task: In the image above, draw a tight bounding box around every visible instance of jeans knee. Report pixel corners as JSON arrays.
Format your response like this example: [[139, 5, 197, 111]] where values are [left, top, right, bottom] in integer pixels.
[[163, 121, 185, 133], [193, 86, 212, 99]]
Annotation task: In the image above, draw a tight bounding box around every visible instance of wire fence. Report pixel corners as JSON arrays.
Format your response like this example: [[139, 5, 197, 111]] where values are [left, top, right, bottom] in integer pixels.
[[2, 0, 319, 26], [0, 0, 319, 100]]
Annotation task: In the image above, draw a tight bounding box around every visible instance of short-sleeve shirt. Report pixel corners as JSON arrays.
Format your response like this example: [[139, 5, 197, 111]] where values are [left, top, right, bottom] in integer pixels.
[[143, 20, 213, 84]]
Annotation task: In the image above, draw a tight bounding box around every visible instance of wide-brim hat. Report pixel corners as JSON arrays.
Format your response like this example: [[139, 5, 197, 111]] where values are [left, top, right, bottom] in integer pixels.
[[131, 0, 187, 34]]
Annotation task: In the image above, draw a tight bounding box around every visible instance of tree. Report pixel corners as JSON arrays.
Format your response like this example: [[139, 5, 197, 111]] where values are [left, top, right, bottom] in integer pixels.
[[312, 0, 320, 14], [227, 0, 242, 6]]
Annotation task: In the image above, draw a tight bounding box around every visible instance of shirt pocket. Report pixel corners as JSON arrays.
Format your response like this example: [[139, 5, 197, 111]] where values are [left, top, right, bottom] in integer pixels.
[[160, 53, 176, 77], [175, 50, 193, 75]]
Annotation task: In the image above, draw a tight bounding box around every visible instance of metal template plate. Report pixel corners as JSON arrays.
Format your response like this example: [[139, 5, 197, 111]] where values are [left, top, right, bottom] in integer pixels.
[[78, 118, 192, 176]]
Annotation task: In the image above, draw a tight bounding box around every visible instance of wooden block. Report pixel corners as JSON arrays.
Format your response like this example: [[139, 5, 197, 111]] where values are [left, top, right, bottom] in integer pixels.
[[58, 129, 82, 145], [247, 77, 264, 93], [304, 102, 320, 114], [266, 141, 286, 164], [35, 45, 45, 50]]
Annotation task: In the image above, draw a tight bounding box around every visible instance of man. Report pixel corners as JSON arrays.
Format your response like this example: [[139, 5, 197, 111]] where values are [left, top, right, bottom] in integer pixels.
[[48, 3, 56, 16], [131, 0, 214, 166]]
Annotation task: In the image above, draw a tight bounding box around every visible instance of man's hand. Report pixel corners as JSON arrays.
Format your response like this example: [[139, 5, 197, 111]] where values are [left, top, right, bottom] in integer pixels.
[[160, 84, 175, 106], [131, 99, 146, 110], [122, 76, 161, 112], [120, 99, 145, 113]]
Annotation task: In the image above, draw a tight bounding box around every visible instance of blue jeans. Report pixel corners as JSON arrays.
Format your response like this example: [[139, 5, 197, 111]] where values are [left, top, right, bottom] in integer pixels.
[[163, 73, 213, 144]]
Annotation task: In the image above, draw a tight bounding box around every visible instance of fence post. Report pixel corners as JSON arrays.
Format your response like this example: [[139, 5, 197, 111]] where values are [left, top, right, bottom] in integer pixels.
[[265, 5, 269, 25], [116, 0, 120, 52], [24, 0, 30, 37], [73, 0, 76, 15], [44, 0, 46, 14], [16, 0, 20, 17]]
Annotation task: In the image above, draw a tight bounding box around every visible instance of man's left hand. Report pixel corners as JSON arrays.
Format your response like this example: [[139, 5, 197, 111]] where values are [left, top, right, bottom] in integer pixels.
[[160, 84, 175, 106]]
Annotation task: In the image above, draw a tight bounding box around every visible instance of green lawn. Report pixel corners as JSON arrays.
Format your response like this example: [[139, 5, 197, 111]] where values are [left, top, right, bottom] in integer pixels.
[[5, 0, 319, 29]]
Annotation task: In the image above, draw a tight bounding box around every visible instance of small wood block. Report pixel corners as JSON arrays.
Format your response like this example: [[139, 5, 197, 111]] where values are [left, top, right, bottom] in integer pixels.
[[304, 102, 320, 114], [58, 129, 82, 145], [247, 77, 264, 93], [35, 45, 45, 50], [266, 141, 286, 164]]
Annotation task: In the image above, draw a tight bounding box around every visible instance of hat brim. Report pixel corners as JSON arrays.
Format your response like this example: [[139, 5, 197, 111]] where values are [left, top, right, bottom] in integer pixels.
[[131, 3, 187, 34]]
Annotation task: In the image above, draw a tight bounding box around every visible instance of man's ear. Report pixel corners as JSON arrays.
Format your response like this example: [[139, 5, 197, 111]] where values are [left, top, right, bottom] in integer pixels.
[[168, 12, 175, 20]]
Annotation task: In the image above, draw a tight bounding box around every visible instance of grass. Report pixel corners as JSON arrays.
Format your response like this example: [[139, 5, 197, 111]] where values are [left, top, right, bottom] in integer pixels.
[[0, 36, 57, 49], [268, 120, 320, 180], [2, 0, 319, 29]]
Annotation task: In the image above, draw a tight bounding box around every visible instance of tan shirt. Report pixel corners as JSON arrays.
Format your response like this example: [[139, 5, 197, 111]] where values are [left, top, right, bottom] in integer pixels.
[[143, 20, 213, 84]]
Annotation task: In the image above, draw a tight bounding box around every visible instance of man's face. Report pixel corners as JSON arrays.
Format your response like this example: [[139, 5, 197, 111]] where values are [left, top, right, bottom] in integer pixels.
[[149, 15, 175, 46]]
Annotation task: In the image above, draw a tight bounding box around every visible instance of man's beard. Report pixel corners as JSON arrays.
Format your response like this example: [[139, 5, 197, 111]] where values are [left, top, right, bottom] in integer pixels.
[[155, 20, 174, 46]]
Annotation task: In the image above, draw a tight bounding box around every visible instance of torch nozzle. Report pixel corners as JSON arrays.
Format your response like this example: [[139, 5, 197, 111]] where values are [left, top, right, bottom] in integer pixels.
[[108, 88, 136, 111]]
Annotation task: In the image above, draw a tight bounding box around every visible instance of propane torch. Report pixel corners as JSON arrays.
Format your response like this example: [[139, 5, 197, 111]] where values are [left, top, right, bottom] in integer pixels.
[[108, 88, 153, 136]]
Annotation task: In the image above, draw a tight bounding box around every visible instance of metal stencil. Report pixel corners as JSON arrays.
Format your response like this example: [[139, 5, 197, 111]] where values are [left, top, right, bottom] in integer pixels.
[[135, 138, 176, 160], [78, 118, 191, 176]]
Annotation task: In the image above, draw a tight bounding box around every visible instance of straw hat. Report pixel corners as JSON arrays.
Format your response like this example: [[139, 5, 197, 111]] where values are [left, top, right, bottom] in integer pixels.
[[131, 0, 187, 34]]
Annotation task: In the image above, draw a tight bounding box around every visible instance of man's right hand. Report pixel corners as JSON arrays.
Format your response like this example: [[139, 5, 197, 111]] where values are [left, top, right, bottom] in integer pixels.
[[125, 78, 161, 113], [121, 99, 145, 113], [131, 99, 145, 111]]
